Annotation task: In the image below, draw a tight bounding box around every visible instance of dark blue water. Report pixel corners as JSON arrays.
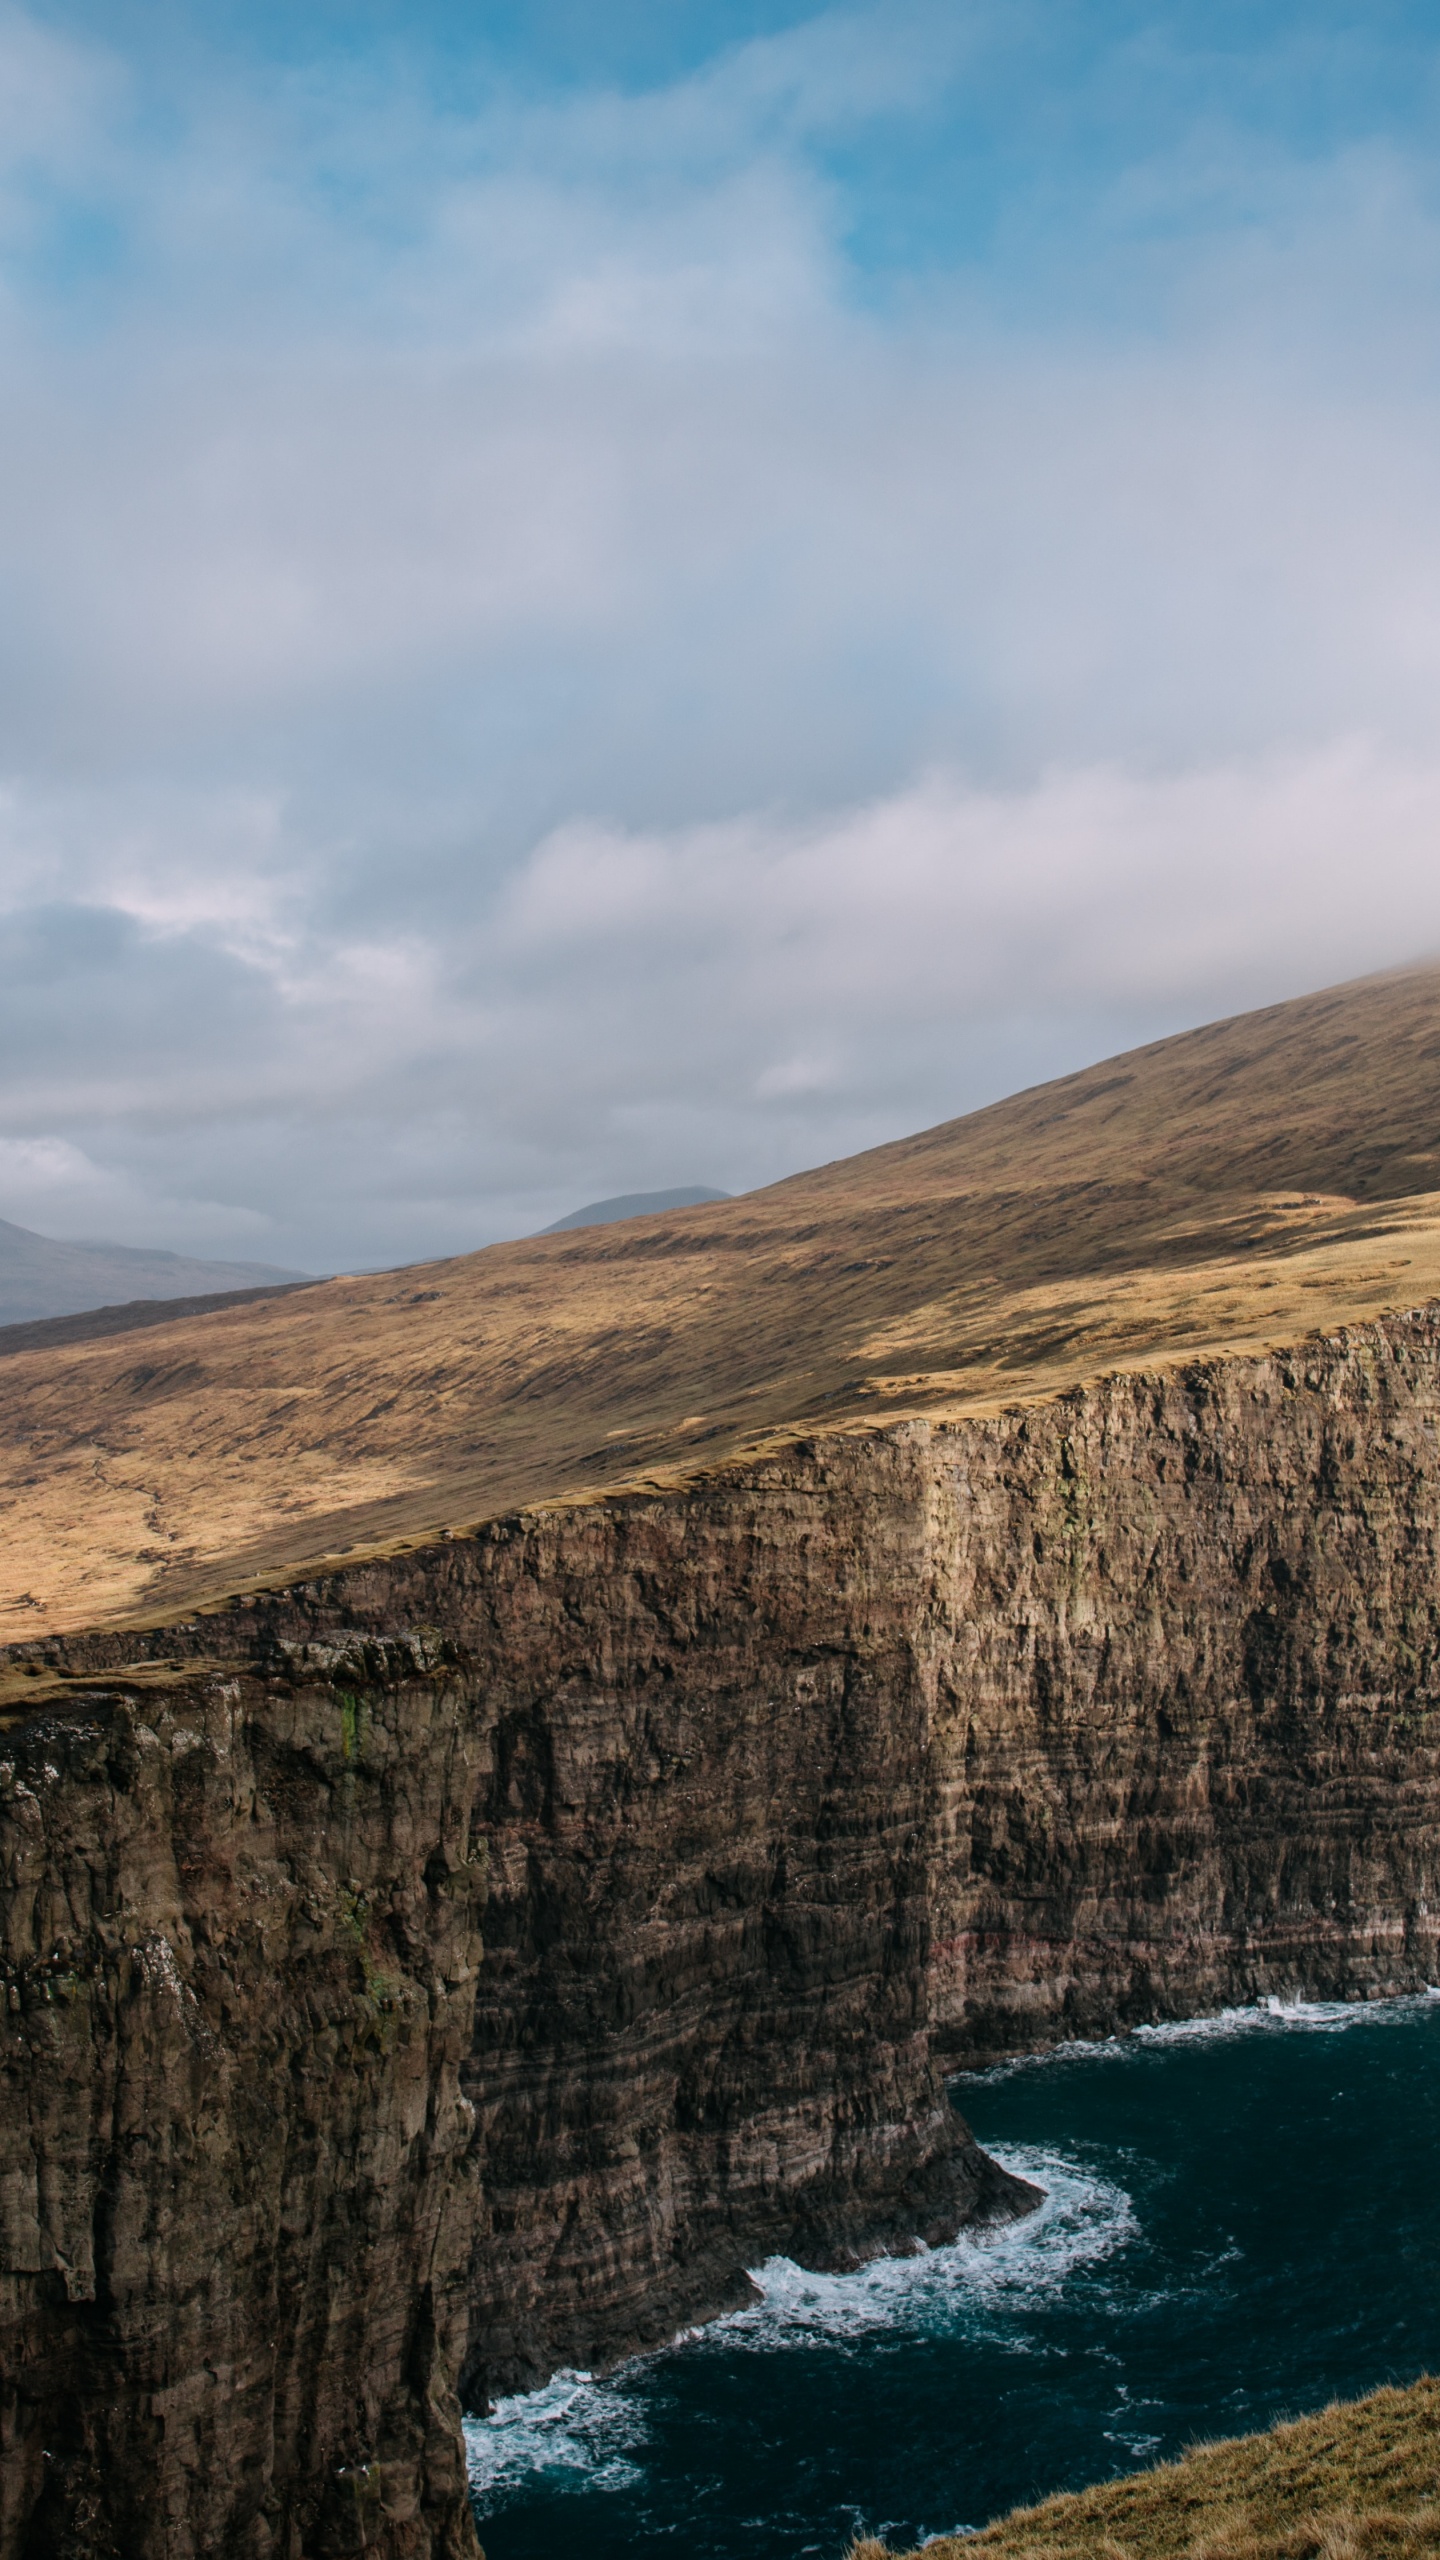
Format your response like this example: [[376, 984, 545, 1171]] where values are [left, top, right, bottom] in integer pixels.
[[466, 1996, 1440, 2559]]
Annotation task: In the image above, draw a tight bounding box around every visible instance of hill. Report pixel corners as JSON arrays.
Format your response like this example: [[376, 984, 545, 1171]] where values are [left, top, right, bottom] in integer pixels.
[[5, 961, 1440, 1639], [0, 1215, 308, 1327], [860, 2375, 1440, 2560], [539, 1184, 730, 1232]]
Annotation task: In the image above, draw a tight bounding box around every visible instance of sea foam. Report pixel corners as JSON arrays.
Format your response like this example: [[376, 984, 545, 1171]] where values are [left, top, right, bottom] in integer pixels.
[[966, 1986, 1440, 2086], [464, 2145, 1134, 2508], [464, 2368, 648, 2504], [715, 2149, 1134, 2351]]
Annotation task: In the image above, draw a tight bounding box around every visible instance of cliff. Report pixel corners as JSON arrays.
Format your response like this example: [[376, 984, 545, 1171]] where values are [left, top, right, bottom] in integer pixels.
[[8, 961, 1440, 1645], [8, 1302, 1440, 2553], [0, 1649, 486, 2560]]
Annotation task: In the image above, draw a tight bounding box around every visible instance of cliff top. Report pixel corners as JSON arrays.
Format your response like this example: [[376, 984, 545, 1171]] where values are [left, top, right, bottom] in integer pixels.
[[860, 2374, 1440, 2560], [6, 961, 1440, 1639]]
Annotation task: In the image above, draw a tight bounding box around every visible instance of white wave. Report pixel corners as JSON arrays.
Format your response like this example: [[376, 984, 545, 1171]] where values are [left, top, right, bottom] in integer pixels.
[[967, 1987, 1440, 2083], [1137, 1989, 1440, 2046], [464, 2147, 1135, 2506], [464, 2368, 647, 2506], [706, 2147, 1136, 2352]]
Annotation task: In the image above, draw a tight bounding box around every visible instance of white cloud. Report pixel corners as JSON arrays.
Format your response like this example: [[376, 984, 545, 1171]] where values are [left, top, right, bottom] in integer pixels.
[[489, 739, 1440, 1105], [0, 1131, 272, 1247], [4, 737, 1436, 1264], [0, 1133, 106, 1198], [1, 6, 1440, 1265]]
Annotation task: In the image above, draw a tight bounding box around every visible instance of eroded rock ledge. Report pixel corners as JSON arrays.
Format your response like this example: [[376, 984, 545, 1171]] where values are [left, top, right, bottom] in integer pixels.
[[7, 1308, 1440, 2555]]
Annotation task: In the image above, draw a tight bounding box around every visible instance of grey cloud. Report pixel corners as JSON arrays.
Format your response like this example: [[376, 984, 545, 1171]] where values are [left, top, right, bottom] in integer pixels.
[[3, 6, 1440, 1267], [6, 745, 1438, 1273]]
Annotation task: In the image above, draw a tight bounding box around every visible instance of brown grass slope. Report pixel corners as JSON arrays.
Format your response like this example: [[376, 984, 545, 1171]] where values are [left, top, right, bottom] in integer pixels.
[[854, 2375, 1440, 2560], [7, 961, 1440, 1640]]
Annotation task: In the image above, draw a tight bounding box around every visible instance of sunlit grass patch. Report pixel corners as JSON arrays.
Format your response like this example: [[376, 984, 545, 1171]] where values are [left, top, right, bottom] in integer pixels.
[[857, 2377, 1440, 2560]]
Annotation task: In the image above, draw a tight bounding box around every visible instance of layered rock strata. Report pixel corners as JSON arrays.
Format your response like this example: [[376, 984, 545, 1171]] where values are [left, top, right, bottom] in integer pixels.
[[8, 1307, 1440, 2553], [0, 1655, 486, 2560]]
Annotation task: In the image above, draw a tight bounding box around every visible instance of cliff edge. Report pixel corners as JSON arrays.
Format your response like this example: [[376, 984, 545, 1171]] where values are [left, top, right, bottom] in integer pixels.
[[8, 962, 1440, 1643], [8, 969, 1440, 2554]]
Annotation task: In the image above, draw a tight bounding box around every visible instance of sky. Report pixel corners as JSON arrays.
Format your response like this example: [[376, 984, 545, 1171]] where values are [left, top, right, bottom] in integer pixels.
[[4, 1, 1440, 1271]]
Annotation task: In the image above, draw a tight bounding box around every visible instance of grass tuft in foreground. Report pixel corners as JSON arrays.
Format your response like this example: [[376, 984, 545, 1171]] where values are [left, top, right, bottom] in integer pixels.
[[851, 2376, 1440, 2559]]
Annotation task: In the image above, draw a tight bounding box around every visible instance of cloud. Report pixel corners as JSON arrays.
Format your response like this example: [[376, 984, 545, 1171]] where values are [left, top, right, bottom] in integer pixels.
[[2, 3, 1440, 1265], [4, 739, 1438, 1265], [481, 735, 1440, 1134], [0, 1129, 272, 1246]]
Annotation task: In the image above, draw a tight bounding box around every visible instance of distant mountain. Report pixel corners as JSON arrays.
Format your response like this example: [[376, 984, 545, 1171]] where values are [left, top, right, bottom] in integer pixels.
[[0, 1216, 310, 1327], [540, 1186, 730, 1235]]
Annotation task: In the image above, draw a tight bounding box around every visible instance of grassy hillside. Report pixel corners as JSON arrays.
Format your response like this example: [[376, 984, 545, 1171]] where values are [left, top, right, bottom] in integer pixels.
[[853, 2376, 1440, 2560], [6, 963, 1440, 1638]]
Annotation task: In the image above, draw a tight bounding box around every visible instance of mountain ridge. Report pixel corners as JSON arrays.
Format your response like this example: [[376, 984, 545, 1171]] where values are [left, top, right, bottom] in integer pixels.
[[0, 1213, 308, 1327], [6, 960, 1440, 1639], [539, 1183, 729, 1232]]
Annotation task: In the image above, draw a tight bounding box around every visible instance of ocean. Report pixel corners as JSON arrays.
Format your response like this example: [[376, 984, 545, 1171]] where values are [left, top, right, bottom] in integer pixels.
[[466, 1992, 1440, 2558]]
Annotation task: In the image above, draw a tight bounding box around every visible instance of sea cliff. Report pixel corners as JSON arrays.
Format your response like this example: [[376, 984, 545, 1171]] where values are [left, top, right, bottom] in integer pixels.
[[7, 1306, 1440, 2556]]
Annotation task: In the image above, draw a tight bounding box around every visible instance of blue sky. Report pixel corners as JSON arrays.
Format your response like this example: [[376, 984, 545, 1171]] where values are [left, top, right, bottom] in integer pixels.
[[4, 1, 1440, 1267], [20, 3, 1440, 328]]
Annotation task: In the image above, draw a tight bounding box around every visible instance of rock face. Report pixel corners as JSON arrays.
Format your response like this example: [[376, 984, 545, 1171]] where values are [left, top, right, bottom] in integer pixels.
[[0, 1659, 487, 2560], [9, 1308, 1440, 2553]]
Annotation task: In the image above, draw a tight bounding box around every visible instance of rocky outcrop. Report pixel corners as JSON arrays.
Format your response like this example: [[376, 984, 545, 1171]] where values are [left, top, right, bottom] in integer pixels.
[[9, 1306, 1440, 2553]]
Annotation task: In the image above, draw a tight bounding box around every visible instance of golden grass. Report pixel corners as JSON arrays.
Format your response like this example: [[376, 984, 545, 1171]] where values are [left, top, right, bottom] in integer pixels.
[[6, 963, 1440, 1639], [853, 2376, 1440, 2560]]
